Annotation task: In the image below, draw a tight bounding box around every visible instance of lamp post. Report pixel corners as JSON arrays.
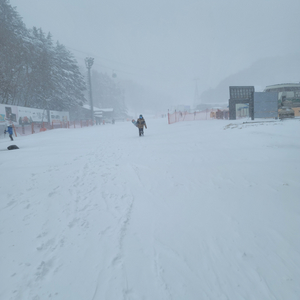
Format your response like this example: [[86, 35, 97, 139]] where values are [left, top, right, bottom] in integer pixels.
[[85, 57, 94, 124]]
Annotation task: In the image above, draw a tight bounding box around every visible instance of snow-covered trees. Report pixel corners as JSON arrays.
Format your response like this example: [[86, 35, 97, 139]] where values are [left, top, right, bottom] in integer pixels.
[[0, 0, 86, 110], [0, 0, 27, 104], [50, 41, 86, 110]]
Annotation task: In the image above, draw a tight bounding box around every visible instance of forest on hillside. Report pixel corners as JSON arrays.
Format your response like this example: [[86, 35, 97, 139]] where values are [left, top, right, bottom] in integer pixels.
[[0, 0, 128, 118]]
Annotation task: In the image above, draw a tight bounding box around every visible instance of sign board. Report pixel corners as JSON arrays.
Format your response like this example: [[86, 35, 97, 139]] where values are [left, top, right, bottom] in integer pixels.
[[0, 104, 18, 124], [229, 86, 254, 100], [49, 110, 69, 123]]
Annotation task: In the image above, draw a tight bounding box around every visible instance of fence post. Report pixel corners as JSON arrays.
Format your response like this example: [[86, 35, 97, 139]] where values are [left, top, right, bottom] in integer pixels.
[[52, 121, 54, 129], [31, 123, 35, 134], [12, 124, 17, 137]]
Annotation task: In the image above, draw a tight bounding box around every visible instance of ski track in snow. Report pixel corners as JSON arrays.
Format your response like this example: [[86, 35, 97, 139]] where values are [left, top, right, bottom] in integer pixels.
[[1, 118, 300, 300], [1, 131, 138, 299]]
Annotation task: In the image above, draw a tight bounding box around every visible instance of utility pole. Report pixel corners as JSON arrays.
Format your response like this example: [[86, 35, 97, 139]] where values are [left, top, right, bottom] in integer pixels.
[[85, 57, 94, 124]]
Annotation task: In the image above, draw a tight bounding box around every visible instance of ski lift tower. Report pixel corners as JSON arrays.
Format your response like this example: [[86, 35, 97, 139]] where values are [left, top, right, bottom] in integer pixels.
[[85, 57, 94, 124]]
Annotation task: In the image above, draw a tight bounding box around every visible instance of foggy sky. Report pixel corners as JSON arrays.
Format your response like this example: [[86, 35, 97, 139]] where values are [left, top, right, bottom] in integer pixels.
[[9, 0, 300, 104]]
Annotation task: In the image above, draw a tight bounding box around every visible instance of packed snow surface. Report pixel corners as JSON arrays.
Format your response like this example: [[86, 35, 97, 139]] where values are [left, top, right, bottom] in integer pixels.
[[1, 117, 300, 300]]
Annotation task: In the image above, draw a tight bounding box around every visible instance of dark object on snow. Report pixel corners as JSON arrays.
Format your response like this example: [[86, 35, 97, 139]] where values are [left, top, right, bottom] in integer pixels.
[[7, 145, 19, 150]]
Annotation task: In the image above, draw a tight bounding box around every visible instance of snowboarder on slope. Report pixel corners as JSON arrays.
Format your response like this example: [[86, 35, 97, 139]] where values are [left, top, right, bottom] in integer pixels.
[[136, 114, 147, 136], [4, 125, 14, 141]]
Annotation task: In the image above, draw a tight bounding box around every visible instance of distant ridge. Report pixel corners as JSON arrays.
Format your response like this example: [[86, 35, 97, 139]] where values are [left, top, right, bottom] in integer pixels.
[[200, 53, 300, 103]]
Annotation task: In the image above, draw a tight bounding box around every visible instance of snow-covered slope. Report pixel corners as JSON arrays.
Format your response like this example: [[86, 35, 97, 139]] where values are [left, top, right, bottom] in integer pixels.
[[1, 118, 299, 300]]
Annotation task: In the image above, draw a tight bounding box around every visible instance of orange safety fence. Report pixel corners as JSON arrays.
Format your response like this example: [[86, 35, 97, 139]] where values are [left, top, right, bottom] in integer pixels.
[[168, 110, 210, 124], [11, 119, 95, 136], [168, 109, 229, 124], [12, 124, 17, 137]]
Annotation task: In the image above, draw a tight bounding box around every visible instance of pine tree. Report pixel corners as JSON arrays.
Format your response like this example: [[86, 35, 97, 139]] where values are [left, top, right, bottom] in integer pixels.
[[23, 28, 55, 108], [51, 42, 86, 110], [0, 0, 27, 104]]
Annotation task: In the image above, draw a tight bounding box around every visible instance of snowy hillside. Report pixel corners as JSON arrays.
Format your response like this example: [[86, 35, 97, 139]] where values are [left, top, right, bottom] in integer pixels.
[[199, 53, 300, 103], [1, 117, 299, 300]]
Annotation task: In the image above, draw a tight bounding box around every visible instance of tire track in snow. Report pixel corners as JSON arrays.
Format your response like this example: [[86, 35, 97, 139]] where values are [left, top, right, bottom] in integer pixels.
[[87, 158, 137, 300], [153, 247, 173, 300]]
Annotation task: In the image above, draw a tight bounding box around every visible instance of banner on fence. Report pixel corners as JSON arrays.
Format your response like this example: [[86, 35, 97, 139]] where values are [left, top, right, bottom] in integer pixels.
[[18, 106, 48, 124], [0, 104, 68, 125], [49, 110, 69, 123]]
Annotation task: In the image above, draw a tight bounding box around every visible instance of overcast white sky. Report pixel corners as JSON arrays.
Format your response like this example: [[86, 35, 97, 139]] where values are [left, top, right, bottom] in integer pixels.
[[9, 0, 300, 104]]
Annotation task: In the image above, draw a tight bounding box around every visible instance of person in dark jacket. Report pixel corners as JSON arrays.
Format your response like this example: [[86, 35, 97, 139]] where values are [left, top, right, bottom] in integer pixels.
[[4, 125, 14, 141], [136, 114, 147, 136]]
